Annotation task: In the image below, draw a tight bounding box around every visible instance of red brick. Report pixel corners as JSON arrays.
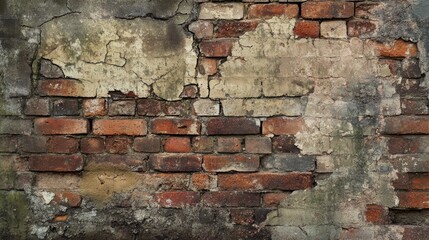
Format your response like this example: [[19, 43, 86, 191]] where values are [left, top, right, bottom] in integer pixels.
[[294, 20, 320, 38], [191, 173, 210, 191], [218, 173, 313, 191], [93, 119, 147, 136], [47, 136, 79, 153], [86, 154, 146, 172], [29, 155, 84, 172], [149, 154, 202, 172], [52, 99, 79, 116], [108, 100, 136, 116], [248, 4, 298, 19], [20, 136, 48, 153], [230, 209, 254, 225], [150, 118, 201, 135], [192, 137, 216, 153], [203, 154, 259, 172], [164, 137, 191, 153], [51, 191, 82, 207], [81, 137, 105, 154], [397, 191, 429, 208], [155, 191, 200, 208], [52, 215, 69, 222], [262, 193, 289, 207], [217, 137, 242, 153], [365, 204, 389, 224], [245, 137, 271, 154], [401, 98, 428, 115], [347, 20, 377, 38], [207, 118, 260, 135], [262, 117, 305, 135], [198, 58, 218, 75], [24, 98, 50, 116], [200, 39, 234, 57], [394, 173, 429, 190], [301, 1, 354, 19], [35, 118, 88, 135], [136, 99, 162, 116], [83, 98, 107, 117], [376, 40, 418, 58], [215, 21, 259, 38], [133, 137, 161, 153], [383, 116, 429, 134], [387, 137, 425, 154], [106, 136, 132, 154], [38, 79, 84, 97], [180, 85, 198, 98], [403, 226, 429, 240], [272, 136, 299, 153], [188, 21, 213, 39], [202, 192, 260, 207]]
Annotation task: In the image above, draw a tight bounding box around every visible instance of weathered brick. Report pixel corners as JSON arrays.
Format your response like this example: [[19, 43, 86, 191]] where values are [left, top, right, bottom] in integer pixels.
[[155, 191, 200, 208], [301, 1, 354, 19], [35, 173, 80, 190], [93, 119, 147, 135], [52, 99, 79, 116], [0, 119, 32, 135], [203, 154, 259, 172], [136, 99, 162, 116], [198, 58, 218, 75], [230, 209, 254, 225], [217, 137, 242, 153], [402, 58, 421, 79], [24, 98, 50, 116], [21, 136, 48, 153], [180, 85, 199, 99], [347, 20, 377, 38], [150, 118, 201, 135], [86, 154, 146, 172], [272, 136, 299, 153], [193, 99, 220, 116], [263, 154, 316, 172], [191, 173, 211, 191], [83, 98, 107, 117], [387, 137, 429, 154], [207, 118, 260, 135], [248, 4, 298, 19], [38, 79, 84, 97], [294, 20, 320, 38], [365, 204, 389, 224], [149, 154, 202, 172], [35, 118, 88, 135], [218, 173, 313, 191], [394, 173, 429, 190], [320, 21, 347, 39], [47, 136, 79, 153], [262, 117, 305, 135], [262, 193, 289, 207], [383, 116, 429, 134], [215, 21, 259, 38], [192, 137, 216, 153], [200, 39, 234, 57], [133, 137, 161, 153], [245, 137, 272, 154], [0, 136, 18, 153], [40, 59, 64, 78], [199, 3, 244, 20], [164, 137, 192, 153], [81, 137, 105, 154], [106, 136, 132, 154], [51, 191, 82, 207], [401, 98, 429, 115], [202, 192, 260, 207], [397, 191, 429, 209], [189, 21, 213, 39], [108, 100, 136, 116], [403, 226, 429, 240], [29, 155, 84, 172], [376, 40, 418, 58]]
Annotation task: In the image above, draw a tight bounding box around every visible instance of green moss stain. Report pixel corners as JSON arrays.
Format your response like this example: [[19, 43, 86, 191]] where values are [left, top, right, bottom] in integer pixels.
[[0, 191, 29, 240]]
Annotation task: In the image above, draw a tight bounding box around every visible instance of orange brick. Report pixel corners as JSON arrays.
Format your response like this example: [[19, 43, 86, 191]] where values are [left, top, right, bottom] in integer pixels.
[[397, 191, 429, 209], [294, 20, 320, 38], [376, 40, 418, 58], [150, 118, 201, 135], [51, 191, 82, 207], [203, 154, 259, 172], [38, 79, 84, 97], [200, 39, 234, 57], [262, 117, 305, 135], [164, 137, 192, 153], [155, 191, 200, 208], [191, 173, 210, 191], [218, 173, 313, 191], [35, 118, 88, 135], [83, 99, 107, 117], [93, 119, 147, 136], [81, 137, 105, 154], [262, 193, 289, 207], [365, 204, 389, 224], [29, 155, 84, 172], [248, 4, 298, 19], [198, 58, 218, 75], [302, 1, 354, 19]]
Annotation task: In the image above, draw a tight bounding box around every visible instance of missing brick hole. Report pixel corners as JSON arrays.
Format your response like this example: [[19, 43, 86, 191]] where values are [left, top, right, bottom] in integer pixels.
[[389, 209, 429, 225]]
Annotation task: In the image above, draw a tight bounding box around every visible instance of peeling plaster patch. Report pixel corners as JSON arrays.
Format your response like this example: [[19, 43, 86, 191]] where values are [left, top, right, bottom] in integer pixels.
[[39, 14, 197, 100], [40, 191, 55, 204], [31, 226, 49, 239]]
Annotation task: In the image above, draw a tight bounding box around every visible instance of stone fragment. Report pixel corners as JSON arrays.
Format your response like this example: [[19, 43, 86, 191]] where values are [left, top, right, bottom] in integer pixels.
[[222, 99, 304, 117], [301, 2, 354, 19], [189, 21, 213, 39], [40, 59, 64, 78], [199, 3, 244, 20], [193, 99, 220, 116], [320, 21, 347, 39]]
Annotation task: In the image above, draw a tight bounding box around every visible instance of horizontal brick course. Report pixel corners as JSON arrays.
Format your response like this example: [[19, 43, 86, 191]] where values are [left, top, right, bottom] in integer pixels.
[[35, 118, 88, 135], [29, 155, 84, 172], [93, 119, 147, 136]]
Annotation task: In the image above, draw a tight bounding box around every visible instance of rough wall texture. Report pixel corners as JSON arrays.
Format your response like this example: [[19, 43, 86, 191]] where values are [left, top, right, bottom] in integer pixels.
[[1, 0, 429, 239]]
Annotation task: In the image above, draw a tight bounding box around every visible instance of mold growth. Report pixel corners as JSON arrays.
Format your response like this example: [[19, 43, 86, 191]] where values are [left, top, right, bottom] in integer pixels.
[[0, 191, 29, 240]]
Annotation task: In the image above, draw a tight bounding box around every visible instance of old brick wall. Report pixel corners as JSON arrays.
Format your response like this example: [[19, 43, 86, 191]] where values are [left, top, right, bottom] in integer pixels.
[[1, 0, 429, 239]]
